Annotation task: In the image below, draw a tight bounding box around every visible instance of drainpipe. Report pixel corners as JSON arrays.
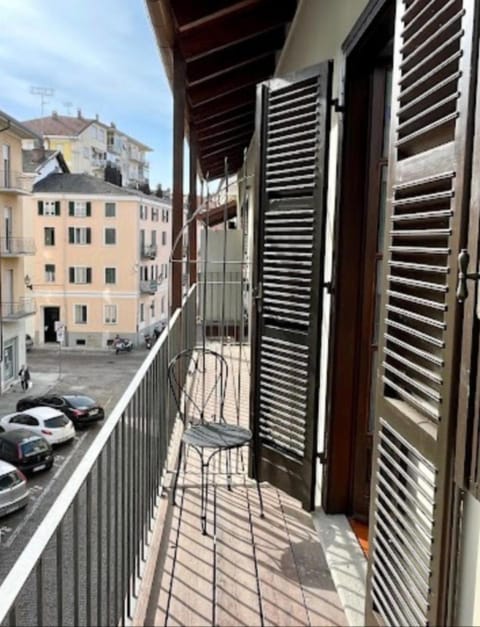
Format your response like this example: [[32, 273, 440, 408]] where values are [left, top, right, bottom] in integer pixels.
[[0, 120, 11, 385]]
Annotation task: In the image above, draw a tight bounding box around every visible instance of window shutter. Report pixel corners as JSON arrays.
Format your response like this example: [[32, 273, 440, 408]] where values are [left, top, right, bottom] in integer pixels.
[[86, 268, 92, 283], [55, 201, 60, 216], [69, 202, 74, 216], [68, 228, 74, 244], [366, 2, 480, 625], [69, 268, 74, 283], [86, 202, 91, 217], [38, 201, 44, 216], [86, 228, 91, 244], [251, 61, 333, 510]]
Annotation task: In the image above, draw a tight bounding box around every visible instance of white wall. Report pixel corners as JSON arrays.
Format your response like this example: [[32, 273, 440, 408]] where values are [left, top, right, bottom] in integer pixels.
[[457, 492, 480, 625]]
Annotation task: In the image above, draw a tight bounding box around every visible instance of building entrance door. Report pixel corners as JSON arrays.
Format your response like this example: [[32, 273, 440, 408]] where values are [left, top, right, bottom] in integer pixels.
[[44, 307, 60, 343]]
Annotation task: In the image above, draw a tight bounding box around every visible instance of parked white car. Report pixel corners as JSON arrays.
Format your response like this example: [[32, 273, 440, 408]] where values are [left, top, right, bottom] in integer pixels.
[[0, 460, 28, 518], [0, 407, 75, 446]]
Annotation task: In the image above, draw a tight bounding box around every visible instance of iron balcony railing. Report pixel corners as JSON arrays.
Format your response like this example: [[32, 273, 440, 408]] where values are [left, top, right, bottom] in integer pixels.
[[0, 285, 197, 627], [0, 237, 36, 256], [2, 298, 36, 320], [141, 244, 158, 259], [0, 170, 32, 193], [140, 279, 158, 294]]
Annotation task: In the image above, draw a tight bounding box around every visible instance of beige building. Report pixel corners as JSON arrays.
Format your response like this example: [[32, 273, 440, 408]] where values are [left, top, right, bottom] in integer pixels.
[[0, 111, 41, 390], [27, 172, 170, 349], [22, 111, 151, 189]]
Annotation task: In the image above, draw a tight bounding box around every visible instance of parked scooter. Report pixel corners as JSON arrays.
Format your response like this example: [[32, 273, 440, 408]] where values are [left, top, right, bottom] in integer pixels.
[[113, 336, 133, 354], [144, 333, 153, 350]]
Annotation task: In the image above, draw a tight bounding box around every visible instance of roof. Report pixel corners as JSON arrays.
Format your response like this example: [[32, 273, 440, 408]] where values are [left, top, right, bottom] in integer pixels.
[[22, 114, 153, 151], [0, 459, 18, 475], [22, 149, 70, 175], [22, 114, 93, 137], [0, 110, 42, 141], [0, 428, 43, 443], [199, 199, 237, 227], [147, 0, 298, 179], [33, 173, 138, 196], [33, 172, 172, 203]]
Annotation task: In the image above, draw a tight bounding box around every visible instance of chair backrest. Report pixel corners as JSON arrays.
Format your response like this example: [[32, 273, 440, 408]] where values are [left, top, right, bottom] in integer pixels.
[[167, 348, 228, 426]]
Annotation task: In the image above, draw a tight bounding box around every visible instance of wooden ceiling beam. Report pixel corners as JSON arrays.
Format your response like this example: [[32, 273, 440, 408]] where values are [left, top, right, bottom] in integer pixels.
[[186, 26, 285, 85], [194, 109, 252, 136], [177, 0, 297, 59], [198, 129, 253, 155], [200, 136, 251, 160], [188, 56, 275, 106], [196, 120, 253, 143], [175, 0, 261, 30], [190, 87, 256, 124]]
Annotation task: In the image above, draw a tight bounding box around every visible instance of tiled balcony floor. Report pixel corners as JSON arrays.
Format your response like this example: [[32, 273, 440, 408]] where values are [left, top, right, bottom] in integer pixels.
[[144, 343, 347, 626]]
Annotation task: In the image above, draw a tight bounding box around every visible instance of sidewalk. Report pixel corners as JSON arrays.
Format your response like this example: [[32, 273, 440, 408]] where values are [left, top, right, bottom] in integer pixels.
[[0, 371, 58, 416]]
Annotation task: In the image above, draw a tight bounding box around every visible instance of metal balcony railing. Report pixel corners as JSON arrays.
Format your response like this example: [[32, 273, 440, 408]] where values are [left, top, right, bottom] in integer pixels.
[[140, 279, 158, 294], [141, 244, 157, 259], [0, 237, 36, 256], [2, 298, 36, 320], [0, 285, 197, 626], [0, 170, 32, 193]]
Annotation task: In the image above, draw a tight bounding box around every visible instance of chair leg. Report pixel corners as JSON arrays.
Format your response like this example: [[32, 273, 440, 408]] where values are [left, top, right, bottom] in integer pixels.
[[171, 439, 184, 507], [251, 442, 265, 519], [200, 454, 209, 535], [226, 449, 232, 491]]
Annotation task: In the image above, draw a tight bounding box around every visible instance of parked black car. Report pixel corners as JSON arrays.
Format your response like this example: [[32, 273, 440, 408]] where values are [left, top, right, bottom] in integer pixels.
[[16, 394, 105, 429], [0, 429, 53, 473]]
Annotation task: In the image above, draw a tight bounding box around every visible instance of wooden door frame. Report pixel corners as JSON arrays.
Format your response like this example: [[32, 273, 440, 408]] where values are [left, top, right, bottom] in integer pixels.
[[322, 0, 395, 515]]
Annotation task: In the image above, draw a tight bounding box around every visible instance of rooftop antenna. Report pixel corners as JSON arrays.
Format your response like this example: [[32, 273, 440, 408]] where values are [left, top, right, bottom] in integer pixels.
[[30, 86, 55, 139], [63, 101, 73, 115]]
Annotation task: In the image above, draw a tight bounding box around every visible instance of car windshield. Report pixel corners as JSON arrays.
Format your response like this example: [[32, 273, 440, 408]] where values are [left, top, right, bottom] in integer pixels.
[[44, 416, 69, 428], [0, 471, 22, 490], [66, 396, 95, 408], [22, 439, 49, 456]]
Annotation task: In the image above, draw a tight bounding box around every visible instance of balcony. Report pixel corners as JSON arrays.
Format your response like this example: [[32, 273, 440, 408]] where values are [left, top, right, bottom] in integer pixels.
[[140, 279, 158, 294], [141, 244, 158, 259], [0, 288, 350, 626], [0, 170, 32, 194], [0, 237, 36, 256], [2, 297, 36, 320]]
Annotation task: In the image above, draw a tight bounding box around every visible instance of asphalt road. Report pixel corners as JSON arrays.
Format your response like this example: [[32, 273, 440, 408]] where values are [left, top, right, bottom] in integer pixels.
[[0, 346, 147, 586]]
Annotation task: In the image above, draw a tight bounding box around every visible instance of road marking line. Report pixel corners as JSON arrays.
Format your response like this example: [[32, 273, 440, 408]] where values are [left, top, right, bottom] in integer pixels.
[[4, 432, 88, 548]]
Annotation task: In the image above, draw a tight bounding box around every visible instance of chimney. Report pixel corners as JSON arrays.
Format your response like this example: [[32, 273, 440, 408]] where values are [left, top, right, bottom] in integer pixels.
[[95, 113, 99, 121], [52, 110, 58, 119], [110, 122, 116, 129], [31, 144, 46, 164], [77, 108, 82, 119]]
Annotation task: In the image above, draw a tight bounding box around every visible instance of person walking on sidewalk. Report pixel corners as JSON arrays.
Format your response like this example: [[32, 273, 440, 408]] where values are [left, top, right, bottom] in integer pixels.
[[18, 365, 31, 391]]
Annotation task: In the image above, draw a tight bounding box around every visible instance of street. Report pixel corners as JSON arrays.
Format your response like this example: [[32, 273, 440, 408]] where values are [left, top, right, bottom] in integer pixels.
[[0, 346, 147, 585]]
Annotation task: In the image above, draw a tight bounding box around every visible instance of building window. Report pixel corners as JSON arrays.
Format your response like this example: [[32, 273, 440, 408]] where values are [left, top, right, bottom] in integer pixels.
[[164, 209, 169, 223], [68, 227, 91, 244], [105, 267, 116, 284], [152, 207, 159, 221], [140, 303, 145, 322], [38, 200, 60, 216], [44, 227, 55, 246], [74, 305, 88, 324], [140, 204, 148, 220], [161, 296, 165, 314], [104, 304, 117, 324], [150, 301, 155, 317], [69, 201, 91, 217], [45, 264, 55, 282], [162, 231, 167, 245], [105, 228, 116, 245], [69, 267, 92, 284], [105, 202, 116, 217]]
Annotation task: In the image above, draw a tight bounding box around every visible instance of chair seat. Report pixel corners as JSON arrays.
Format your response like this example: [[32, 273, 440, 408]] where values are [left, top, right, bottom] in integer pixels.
[[183, 422, 252, 450]]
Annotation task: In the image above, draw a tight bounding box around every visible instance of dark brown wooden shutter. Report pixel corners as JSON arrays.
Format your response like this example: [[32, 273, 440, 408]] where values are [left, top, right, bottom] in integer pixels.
[[86, 202, 92, 216], [69, 201, 74, 216], [55, 201, 60, 216], [38, 201, 44, 215], [366, 1, 480, 625], [250, 61, 332, 510]]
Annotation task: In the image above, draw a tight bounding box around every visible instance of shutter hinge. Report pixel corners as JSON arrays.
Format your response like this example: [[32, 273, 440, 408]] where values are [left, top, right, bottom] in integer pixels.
[[456, 249, 480, 303], [316, 451, 327, 464], [330, 98, 345, 114], [323, 281, 333, 294], [253, 281, 263, 313]]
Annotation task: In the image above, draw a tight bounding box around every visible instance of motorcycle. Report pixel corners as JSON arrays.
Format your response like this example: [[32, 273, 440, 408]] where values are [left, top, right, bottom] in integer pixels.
[[113, 337, 133, 354], [144, 333, 153, 350]]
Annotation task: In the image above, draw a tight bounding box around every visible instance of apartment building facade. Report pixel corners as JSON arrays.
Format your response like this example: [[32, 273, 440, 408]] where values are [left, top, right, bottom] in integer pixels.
[[0, 111, 40, 390], [28, 173, 170, 349], [22, 111, 151, 189]]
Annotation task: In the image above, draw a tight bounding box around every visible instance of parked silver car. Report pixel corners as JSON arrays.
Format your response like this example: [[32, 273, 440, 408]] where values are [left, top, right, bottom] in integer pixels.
[[0, 460, 28, 518]]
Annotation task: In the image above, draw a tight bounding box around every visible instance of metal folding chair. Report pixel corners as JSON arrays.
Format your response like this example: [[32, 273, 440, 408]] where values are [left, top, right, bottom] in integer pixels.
[[168, 347, 264, 534]]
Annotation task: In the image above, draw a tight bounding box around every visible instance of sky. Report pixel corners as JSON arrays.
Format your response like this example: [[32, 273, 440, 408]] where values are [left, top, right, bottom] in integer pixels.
[[0, 0, 174, 188]]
